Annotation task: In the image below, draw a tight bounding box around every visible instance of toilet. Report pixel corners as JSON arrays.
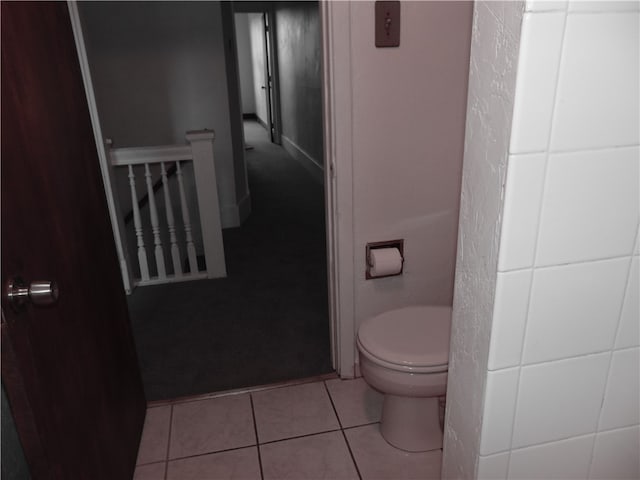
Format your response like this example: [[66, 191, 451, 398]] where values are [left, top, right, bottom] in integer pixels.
[[357, 305, 451, 452]]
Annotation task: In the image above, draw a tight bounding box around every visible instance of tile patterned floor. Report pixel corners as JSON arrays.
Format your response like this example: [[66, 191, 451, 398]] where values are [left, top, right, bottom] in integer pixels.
[[134, 378, 442, 480]]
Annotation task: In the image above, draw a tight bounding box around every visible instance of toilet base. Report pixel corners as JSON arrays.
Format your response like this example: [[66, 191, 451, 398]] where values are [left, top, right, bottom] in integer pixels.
[[380, 395, 442, 452]]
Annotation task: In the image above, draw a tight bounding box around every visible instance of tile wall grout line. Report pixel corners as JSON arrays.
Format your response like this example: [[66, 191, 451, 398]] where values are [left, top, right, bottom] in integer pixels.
[[506, 5, 570, 476], [590, 246, 638, 474], [249, 394, 265, 480], [513, 141, 640, 157], [487, 430, 598, 457], [514, 349, 624, 370], [584, 118, 640, 480], [323, 381, 363, 480], [499, 251, 635, 274]]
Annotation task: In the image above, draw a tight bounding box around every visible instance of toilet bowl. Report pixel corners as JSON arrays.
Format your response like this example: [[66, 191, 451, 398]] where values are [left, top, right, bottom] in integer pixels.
[[357, 305, 451, 452]]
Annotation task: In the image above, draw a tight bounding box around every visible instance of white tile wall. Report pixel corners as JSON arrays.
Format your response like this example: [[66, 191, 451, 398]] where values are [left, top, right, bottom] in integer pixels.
[[488, 270, 532, 370], [568, 1, 640, 12], [550, 13, 639, 150], [536, 147, 639, 266], [589, 426, 640, 480], [477, 452, 509, 480], [615, 257, 639, 349], [509, 13, 565, 153], [522, 258, 629, 364], [479, 368, 519, 455], [497, 154, 546, 270], [512, 353, 609, 448], [599, 347, 640, 431], [448, 2, 639, 478], [525, 0, 567, 12], [474, 3, 640, 477], [508, 434, 594, 479]]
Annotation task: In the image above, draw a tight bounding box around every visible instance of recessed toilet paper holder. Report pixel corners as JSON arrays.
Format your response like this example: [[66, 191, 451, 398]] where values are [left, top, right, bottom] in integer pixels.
[[366, 239, 404, 279]]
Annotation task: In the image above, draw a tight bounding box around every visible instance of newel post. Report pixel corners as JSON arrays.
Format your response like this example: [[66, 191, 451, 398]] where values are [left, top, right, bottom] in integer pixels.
[[185, 130, 227, 279]]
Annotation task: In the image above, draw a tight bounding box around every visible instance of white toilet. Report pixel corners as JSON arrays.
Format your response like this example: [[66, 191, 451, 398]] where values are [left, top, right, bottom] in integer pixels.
[[357, 305, 451, 452]]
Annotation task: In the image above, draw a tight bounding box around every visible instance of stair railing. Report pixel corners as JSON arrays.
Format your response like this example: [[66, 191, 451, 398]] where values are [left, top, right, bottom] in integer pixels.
[[107, 130, 226, 289]]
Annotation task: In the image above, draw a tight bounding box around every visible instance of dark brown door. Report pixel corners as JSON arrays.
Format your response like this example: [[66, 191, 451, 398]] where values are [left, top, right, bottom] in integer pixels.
[[1, 3, 146, 478]]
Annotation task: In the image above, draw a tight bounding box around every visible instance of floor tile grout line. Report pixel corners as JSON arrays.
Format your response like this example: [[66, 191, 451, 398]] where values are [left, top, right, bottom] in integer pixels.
[[342, 421, 381, 431], [250, 394, 265, 480], [135, 460, 166, 467], [323, 381, 363, 480], [164, 404, 173, 480], [164, 443, 261, 463], [340, 429, 363, 480], [259, 427, 344, 446], [322, 380, 344, 429]]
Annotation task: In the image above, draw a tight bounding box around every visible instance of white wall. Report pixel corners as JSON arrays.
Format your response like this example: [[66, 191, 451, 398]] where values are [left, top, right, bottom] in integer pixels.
[[235, 13, 257, 115], [349, 1, 473, 338], [78, 1, 249, 228], [445, 1, 640, 478]]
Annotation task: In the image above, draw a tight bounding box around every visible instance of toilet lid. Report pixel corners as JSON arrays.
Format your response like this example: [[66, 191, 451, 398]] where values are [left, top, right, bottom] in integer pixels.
[[358, 305, 451, 368]]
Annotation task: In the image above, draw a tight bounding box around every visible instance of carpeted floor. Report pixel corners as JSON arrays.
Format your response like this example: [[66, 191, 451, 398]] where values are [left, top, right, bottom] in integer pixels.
[[127, 121, 332, 401]]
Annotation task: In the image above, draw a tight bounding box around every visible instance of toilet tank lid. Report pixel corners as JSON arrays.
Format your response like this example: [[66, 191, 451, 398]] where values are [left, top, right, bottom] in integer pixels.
[[358, 305, 451, 368]]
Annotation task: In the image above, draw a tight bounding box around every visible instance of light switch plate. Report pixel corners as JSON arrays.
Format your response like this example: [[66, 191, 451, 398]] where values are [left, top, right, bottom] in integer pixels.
[[375, 1, 400, 48]]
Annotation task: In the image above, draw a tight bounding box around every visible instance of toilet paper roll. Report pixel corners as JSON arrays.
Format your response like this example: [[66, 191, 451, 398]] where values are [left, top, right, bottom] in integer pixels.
[[369, 247, 403, 277]]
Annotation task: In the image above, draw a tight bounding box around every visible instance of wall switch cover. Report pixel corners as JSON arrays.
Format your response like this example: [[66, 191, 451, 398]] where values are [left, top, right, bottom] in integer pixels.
[[375, 1, 400, 48]]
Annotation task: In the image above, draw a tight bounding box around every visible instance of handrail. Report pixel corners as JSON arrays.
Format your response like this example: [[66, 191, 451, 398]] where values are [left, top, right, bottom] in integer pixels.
[[109, 144, 193, 166]]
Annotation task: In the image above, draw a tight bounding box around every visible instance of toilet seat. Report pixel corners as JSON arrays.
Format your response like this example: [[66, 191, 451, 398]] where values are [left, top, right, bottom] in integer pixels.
[[357, 338, 448, 373], [357, 305, 451, 373]]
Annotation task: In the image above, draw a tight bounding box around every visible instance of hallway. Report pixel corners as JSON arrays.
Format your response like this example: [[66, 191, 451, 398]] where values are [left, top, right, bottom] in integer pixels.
[[127, 121, 332, 401]]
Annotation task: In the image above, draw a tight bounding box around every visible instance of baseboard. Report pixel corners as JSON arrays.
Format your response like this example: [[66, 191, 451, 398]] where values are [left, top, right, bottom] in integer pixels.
[[220, 191, 252, 229], [281, 135, 324, 185], [220, 204, 240, 229], [256, 116, 269, 131]]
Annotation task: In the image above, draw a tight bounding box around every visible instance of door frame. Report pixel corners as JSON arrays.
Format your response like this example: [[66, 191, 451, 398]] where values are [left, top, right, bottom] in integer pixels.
[[261, 11, 282, 145], [67, 2, 133, 295], [68, 0, 357, 378], [320, 1, 356, 377]]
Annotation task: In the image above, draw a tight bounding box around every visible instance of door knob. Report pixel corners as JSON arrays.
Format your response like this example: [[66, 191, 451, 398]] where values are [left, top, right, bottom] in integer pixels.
[[5, 277, 59, 312]]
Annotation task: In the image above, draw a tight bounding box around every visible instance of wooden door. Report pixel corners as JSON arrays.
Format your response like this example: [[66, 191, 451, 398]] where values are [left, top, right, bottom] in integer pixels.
[[1, 3, 146, 478]]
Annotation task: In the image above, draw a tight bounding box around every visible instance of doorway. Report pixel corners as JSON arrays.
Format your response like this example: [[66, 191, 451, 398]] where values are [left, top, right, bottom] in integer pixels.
[[72, 1, 332, 401], [235, 10, 281, 145]]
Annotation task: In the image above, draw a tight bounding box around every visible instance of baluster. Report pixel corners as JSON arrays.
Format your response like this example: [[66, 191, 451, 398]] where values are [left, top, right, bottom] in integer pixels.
[[145, 163, 166, 279], [128, 165, 150, 281], [176, 161, 199, 273], [161, 162, 182, 277]]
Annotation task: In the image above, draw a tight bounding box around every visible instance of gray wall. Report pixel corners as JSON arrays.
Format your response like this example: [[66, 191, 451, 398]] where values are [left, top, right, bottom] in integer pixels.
[[235, 14, 257, 115], [1, 384, 31, 479], [275, 2, 323, 167], [78, 1, 248, 228]]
